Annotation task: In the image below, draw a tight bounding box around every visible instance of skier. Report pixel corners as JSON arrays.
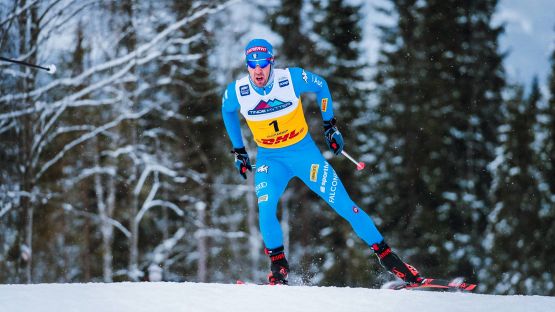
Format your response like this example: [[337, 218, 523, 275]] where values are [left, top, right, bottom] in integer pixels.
[[221, 39, 423, 286]]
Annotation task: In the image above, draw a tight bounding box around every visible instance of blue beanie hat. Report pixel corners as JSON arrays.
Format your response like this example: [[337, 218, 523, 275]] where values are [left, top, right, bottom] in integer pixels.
[[245, 39, 274, 61]]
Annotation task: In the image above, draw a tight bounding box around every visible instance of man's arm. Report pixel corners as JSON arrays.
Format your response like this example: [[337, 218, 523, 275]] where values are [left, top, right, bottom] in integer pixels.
[[221, 82, 245, 149], [289, 67, 334, 121], [289, 67, 344, 155]]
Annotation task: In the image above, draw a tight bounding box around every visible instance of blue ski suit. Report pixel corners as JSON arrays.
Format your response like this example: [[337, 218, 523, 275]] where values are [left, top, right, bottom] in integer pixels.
[[221, 67, 383, 250]]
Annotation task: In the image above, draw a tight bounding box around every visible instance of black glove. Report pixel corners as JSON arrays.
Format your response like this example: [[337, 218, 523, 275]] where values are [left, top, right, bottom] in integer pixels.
[[323, 117, 344, 155], [231, 147, 252, 179]]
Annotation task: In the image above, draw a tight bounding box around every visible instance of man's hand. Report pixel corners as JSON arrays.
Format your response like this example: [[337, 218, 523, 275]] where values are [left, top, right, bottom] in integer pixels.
[[323, 117, 344, 155], [232, 147, 252, 179]]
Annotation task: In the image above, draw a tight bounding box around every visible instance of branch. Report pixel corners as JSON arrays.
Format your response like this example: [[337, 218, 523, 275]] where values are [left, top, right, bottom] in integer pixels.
[[134, 181, 184, 226], [63, 166, 117, 186], [34, 107, 151, 182], [149, 228, 187, 264], [0, 0, 238, 104], [133, 163, 187, 196], [0, 0, 41, 27], [194, 228, 247, 239], [63, 203, 131, 237]]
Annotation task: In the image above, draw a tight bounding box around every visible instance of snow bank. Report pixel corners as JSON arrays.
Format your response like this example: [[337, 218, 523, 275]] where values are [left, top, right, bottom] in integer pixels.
[[1, 282, 553, 312]]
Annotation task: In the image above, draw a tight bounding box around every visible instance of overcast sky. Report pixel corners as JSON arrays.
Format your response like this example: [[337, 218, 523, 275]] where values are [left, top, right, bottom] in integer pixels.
[[495, 0, 554, 90], [360, 0, 555, 91]]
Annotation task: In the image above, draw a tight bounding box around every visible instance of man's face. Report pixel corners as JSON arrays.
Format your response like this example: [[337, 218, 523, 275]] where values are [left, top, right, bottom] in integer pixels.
[[248, 64, 271, 88]]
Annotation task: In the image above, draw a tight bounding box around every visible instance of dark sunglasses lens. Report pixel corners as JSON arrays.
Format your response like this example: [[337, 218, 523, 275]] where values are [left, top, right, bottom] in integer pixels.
[[247, 60, 270, 69]]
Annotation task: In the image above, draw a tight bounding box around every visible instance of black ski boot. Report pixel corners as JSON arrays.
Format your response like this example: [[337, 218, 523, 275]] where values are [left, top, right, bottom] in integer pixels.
[[265, 246, 289, 285], [372, 241, 423, 285]]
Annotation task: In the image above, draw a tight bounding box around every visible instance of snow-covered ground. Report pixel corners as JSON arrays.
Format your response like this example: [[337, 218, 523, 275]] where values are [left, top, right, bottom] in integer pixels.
[[1, 282, 554, 312]]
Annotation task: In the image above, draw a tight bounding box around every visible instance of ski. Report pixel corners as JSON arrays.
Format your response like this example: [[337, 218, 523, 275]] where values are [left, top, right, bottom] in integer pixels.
[[236, 280, 287, 286], [382, 277, 477, 292], [236, 280, 258, 285], [236, 280, 273, 286]]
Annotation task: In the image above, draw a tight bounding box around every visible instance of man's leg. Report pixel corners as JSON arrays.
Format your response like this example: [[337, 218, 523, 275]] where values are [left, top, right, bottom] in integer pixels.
[[254, 157, 292, 284], [294, 147, 422, 284], [295, 155, 384, 246]]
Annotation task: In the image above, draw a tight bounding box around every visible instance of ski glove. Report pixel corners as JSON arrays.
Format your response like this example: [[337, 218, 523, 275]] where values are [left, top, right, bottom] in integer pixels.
[[232, 147, 252, 179], [323, 117, 344, 155]]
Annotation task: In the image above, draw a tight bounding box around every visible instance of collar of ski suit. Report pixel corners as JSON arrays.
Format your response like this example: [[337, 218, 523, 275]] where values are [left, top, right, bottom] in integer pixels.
[[248, 67, 275, 95]]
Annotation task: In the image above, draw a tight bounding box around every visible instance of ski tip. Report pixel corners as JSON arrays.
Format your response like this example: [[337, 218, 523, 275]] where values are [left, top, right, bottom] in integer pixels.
[[448, 277, 478, 292], [381, 277, 478, 292], [463, 283, 477, 291]]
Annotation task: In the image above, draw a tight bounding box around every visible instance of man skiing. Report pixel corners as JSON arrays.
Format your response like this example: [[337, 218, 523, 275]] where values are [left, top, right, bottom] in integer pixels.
[[221, 38, 423, 286]]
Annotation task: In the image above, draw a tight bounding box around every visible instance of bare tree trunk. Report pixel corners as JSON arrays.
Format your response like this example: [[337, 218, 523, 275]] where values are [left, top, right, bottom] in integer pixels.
[[93, 139, 115, 282], [82, 204, 91, 281], [129, 166, 140, 280], [16, 3, 40, 284], [24, 199, 34, 283], [196, 202, 208, 282], [118, 0, 140, 282], [104, 169, 116, 281]]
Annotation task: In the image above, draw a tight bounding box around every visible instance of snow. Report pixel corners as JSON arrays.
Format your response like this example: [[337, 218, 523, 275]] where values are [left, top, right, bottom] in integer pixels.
[[1, 282, 554, 312]]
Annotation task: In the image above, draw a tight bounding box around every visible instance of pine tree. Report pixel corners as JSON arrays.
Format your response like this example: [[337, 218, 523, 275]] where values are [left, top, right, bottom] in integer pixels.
[[308, 0, 374, 287], [529, 35, 555, 296], [485, 80, 552, 294], [372, 0, 505, 283], [267, 0, 317, 67], [544, 36, 555, 197], [153, 0, 227, 282]]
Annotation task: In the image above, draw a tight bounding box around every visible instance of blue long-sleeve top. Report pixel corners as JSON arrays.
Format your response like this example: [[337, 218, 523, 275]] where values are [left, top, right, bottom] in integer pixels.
[[221, 67, 334, 149]]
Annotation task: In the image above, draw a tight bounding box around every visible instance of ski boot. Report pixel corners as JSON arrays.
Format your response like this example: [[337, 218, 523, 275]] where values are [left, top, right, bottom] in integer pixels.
[[265, 246, 289, 285], [372, 241, 423, 286]]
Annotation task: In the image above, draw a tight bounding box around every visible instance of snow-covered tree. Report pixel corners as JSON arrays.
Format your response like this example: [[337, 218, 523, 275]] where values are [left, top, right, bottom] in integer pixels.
[[0, 0, 236, 283], [372, 0, 505, 286], [484, 80, 554, 295]]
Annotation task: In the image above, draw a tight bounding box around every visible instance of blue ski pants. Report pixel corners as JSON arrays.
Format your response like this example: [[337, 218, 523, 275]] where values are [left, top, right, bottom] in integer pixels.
[[254, 135, 384, 249]]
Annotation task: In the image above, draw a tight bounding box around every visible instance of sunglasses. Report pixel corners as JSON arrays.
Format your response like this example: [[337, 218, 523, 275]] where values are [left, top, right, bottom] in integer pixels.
[[246, 58, 273, 69]]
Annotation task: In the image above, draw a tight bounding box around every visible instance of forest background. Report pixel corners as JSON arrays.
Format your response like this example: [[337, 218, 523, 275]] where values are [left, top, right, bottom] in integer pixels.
[[1, 0, 554, 296]]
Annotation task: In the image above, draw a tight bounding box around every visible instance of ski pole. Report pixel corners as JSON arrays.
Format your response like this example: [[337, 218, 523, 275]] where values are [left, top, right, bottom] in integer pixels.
[[341, 150, 365, 171], [0, 56, 57, 74]]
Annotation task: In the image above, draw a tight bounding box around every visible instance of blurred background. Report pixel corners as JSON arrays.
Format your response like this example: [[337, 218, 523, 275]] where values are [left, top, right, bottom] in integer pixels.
[[1, 0, 554, 295]]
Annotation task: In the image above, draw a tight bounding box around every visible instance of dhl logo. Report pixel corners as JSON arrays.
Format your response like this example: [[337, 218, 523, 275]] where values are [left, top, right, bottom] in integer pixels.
[[260, 128, 304, 145]]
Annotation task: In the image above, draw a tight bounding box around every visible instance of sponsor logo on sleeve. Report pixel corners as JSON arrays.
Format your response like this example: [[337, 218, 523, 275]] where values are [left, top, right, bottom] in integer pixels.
[[239, 84, 250, 96], [321, 98, 328, 112], [312, 75, 323, 87], [302, 69, 308, 83], [353, 206, 360, 214], [310, 164, 319, 182]]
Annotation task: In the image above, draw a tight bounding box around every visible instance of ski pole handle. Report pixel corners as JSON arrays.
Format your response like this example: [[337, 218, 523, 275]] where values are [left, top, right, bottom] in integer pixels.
[[341, 150, 365, 171]]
